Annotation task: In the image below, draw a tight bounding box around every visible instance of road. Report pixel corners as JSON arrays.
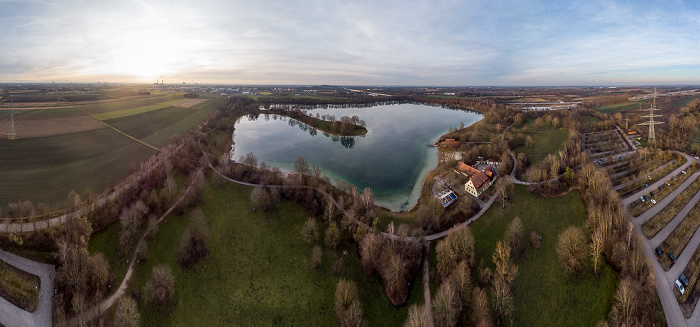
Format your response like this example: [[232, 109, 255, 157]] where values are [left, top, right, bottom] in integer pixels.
[[0, 249, 55, 327], [625, 151, 700, 327]]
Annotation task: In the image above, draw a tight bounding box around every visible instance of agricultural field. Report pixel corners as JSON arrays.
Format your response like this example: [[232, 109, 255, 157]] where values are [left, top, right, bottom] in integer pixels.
[[0, 94, 223, 211], [465, 185, 618, 326], [89, 180, 423, 326]]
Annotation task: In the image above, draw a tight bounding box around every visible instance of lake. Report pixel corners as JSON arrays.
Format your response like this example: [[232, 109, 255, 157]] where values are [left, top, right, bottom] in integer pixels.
[[232, 103, 482, 211]]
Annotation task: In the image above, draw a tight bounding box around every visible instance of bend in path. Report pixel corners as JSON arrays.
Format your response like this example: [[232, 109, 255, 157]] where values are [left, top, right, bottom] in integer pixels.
[[0, 249, 55, 327], [67, 183, 194, 327]]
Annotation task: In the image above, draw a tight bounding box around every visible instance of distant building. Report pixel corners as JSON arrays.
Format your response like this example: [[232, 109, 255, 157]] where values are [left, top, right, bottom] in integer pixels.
[[455, 162, 497, 197], [440, 138, 460, 148]]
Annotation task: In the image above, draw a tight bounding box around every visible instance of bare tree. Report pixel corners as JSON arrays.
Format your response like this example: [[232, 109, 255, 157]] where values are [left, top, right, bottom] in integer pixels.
[[505, 217, 524, 259], [301, 217, 319, 244], [143, 265, 175, 306], [590, 229, 604, 274], [496, 176, 514, 209], [114, 296, 140, 327], [492, 277, 514, 326], [492, 241, 518, 286], [557, 226, 587, 275], [436, 226, 476, 279], [404, 303, 430, 327], [335, 279, 366, 327], [312, 245, 322, 269], [325, 222, 341, 250], [433, 280, 461, 327]]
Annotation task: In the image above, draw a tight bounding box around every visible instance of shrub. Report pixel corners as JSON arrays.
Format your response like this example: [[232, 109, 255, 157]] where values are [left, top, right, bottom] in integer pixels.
[[312, 245, 322, 269], [404, 303, 430, 327], [325, 222, 341, 249], [114, 296, 140, 327]]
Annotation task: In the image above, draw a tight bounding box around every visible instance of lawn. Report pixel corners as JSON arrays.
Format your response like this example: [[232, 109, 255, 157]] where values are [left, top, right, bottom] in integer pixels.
[[514, 128, 569, 166], [0, 128, 155, 208], [0, 258, 40, 312], [96, 180, 423, 326], [581, 116, 601, 124], [469, 185, 618, 326]]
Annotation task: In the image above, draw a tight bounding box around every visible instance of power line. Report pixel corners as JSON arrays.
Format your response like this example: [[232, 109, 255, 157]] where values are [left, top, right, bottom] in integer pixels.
[[639, 87, 664, 141]]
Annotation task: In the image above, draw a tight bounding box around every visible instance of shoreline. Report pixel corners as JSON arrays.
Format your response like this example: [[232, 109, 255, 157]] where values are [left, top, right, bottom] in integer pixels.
[[261, 109, 368, 136]]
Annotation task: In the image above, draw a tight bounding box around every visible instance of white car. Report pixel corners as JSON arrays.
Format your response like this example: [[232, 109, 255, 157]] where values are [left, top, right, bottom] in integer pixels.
[[651, 199, 657, 204], [676, 279, 686, 294]]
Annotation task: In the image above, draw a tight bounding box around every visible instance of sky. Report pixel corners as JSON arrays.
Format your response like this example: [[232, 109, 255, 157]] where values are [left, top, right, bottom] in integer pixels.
[[1, 0, 700, 86]]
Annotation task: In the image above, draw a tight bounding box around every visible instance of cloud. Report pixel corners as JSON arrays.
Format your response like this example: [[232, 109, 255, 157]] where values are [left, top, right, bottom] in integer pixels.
[[1, 0, 700, 85]]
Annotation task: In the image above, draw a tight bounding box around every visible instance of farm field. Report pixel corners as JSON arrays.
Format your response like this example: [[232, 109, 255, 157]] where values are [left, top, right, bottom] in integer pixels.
[[90, 181, 423, 326], [468, 185, 618, 326], [0, 94, 222, 210], [595, 100, 649, 114]]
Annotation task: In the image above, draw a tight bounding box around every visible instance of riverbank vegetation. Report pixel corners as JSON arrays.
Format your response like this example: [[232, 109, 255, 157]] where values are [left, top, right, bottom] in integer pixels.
[[264, 107, 367, 136]]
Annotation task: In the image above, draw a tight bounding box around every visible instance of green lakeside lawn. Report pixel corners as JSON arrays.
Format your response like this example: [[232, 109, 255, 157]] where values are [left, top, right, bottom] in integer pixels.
[[468, 185, 617, 326], [596, 100, 649, 114], [514, 128, 569, 166], [91, 179, 423, 326]]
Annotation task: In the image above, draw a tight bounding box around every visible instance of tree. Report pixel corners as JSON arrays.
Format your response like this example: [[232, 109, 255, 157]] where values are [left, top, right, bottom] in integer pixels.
[[301, 217, 319, 244], [294, 157, 310, 182], [495, 176, 514, 209], [471, 287, 492, 327], [492, 241, 518, 285], [143, 265, 175, 306], [590, 228, 604, 274], [404, 303, 430, 327], [530, 230, 541, 249], [250, 185, 280, 211], [177, 209, 211, 268], [359, 232, 382, 275], [451, 260, 474, 307], [114, 296, 140, 327], [505, 217, 524, 259], [557, 226, 587, 275], [88, 253, 111, 291], [335, 279, 366, 327], [492, 277, 514, 326], [609, 278, 636, 326], [436, 226, 476, 279], [312, 245, 322, 269], [325, 222, 341, 250], [433, 280, 461, 327], [525, 135, 534, 147]]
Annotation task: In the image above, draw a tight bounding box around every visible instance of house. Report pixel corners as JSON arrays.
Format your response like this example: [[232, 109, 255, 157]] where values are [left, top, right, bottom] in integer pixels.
[[454, 162, 497, 197], [628, 131, 637, 135], [440, 138, 460, 148]]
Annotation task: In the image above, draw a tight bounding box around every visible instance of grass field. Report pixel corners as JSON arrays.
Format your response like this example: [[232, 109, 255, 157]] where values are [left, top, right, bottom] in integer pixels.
[[91, 180, 423, 326], [0, 258, 40, 312], [596, 100, 649, 114], [514, 129, 569, 166], [469, 185, 617, 326], [581, 116, 601, 124]]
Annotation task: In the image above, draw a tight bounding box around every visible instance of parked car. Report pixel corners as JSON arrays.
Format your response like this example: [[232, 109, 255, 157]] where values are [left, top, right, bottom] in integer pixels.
[[683, 170, 687, 174], [650, 191, 655, 197], [676, 280, 686, 294], [659, 185, 664, 191], [669, 253, 677, 264], [641, 196, 646, 202], [656, 248, 663, 257], [643, 183, 649, 187], [695, 156, 699, 160], [642, 195, 648, 201], [680, 274, 690, 286], [651, 199, 657, 204]]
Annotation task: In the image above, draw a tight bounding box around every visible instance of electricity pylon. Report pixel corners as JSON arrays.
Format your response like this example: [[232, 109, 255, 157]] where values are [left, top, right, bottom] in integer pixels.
[[639, 87, 663, 141]]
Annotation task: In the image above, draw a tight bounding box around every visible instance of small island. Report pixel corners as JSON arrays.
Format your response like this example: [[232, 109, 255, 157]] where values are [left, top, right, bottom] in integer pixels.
[[264, 107, 368, 136]]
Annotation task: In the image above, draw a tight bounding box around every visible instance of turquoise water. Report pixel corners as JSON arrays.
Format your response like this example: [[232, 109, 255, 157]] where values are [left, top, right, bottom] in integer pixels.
[[232, 103, 482, 211]]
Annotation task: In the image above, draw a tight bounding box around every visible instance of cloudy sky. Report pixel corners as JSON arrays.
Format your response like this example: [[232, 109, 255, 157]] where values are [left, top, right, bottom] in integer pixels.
[[1, 0, 700, 85]]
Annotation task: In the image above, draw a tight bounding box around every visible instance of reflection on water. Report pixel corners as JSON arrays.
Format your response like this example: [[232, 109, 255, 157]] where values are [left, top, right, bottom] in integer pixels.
[[233, 103, 482, 211]]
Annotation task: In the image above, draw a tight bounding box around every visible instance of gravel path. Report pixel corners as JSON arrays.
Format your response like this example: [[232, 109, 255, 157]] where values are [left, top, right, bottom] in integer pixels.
[[0, 249, 55, 327]]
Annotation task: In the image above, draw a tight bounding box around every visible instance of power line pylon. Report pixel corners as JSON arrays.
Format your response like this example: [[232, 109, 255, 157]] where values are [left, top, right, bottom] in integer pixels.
[[639, 87, 663, 141], [625, 114, 629, 130]]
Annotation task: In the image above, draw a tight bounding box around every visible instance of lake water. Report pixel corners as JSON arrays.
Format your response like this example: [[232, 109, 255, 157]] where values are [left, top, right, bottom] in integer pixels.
[[232, 103, 482, 211]]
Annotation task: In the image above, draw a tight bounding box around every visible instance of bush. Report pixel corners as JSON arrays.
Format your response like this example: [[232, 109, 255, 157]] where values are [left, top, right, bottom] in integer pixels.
[[557, 226, 587, 275], [177, 209, 211, 268], [143, 265, 175, 306], [530, 230, 541, 249], [250, 186, 280, 211]]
